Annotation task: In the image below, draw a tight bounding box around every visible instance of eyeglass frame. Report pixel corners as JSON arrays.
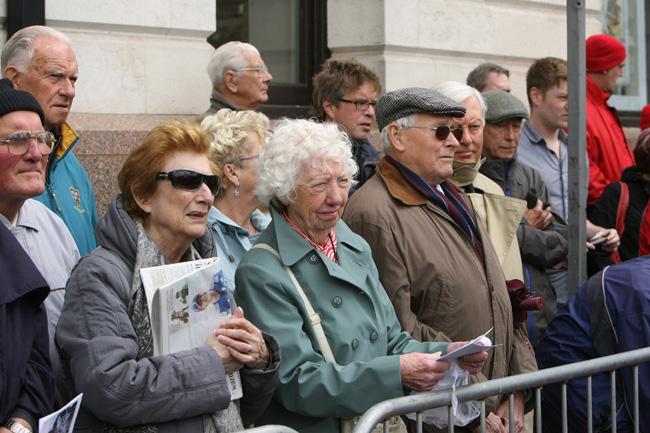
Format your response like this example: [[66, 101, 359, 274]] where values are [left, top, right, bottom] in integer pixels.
[[233, 64, 270, 75], [300, 176, 352, 193], [337, 98, 378, 112], [400, 125, 464, 142], [156, 169, 220, 195], [0, 130, 57, 156]]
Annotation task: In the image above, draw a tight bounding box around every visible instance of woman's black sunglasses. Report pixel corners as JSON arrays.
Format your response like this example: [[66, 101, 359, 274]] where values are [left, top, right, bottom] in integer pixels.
[[156, 170, 219, 194]]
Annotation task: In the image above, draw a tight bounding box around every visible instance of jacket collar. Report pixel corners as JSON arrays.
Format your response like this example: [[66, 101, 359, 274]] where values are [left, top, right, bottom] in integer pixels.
[[587, 75, 611, 104], [377, 157, 427, 205], [269, 205, 365, 266], [51, 122, 79, 160], [209, 89, 240, 111]]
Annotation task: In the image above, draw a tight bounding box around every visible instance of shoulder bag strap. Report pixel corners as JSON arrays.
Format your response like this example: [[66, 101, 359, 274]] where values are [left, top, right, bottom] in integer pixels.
[[610, 182, 629, 264], [251, 243, 337, 363]]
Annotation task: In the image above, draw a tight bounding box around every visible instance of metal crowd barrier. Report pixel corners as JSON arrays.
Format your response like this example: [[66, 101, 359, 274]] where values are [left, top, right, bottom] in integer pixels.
[[242, 425, 299, 433], [352, 347, 650, 433]]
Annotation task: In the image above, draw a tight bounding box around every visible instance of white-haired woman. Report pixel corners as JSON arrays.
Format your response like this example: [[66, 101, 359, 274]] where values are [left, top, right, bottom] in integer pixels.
[[202, 108, 271, 292], [234, 118, 487, 433]]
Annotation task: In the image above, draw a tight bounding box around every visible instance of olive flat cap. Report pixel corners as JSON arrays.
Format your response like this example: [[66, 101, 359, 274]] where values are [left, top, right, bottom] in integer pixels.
[[376, 87, 466, 131], [483, 90, 529, 123]]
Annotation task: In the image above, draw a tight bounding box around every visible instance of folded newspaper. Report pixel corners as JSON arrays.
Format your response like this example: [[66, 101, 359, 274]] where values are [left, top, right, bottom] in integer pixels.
[[140, 257, 243, 400]]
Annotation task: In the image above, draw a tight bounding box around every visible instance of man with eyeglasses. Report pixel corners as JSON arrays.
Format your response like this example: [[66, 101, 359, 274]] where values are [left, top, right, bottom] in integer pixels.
[[205, 41, 273, 115], [0, 78, 80, 422], [312, 58, 381, 192], [344, 87, 538, 433], [2, 25, 98, 257], [479, 90, 568, 348]]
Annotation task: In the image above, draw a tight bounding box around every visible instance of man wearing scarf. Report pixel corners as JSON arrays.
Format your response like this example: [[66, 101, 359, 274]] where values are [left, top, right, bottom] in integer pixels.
[[344, 87, 537, 433]]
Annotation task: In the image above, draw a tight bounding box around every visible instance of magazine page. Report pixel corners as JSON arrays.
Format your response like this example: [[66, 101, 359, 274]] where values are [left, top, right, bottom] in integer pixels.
[[141, 258, 243, 400], [39, 393, 82, 433]]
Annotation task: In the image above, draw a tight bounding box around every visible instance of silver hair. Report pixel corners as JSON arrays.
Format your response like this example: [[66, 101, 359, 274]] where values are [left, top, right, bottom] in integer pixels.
[[255, 118, 358, 206], [1, 25, 71, 71], [466, 62, 510, 92], [206, 41, 259, 88], [380, 114, 417, 152], [433, 80, 487, 123]]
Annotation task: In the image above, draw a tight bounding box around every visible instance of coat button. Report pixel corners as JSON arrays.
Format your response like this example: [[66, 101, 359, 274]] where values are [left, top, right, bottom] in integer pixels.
[[351, 339, 360, 350], [331, 296, 343, 308], [307, 253, 319, 264], [369, 329, 378, 343]]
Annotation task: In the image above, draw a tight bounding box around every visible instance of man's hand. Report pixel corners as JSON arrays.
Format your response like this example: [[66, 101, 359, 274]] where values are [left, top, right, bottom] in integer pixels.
[[495, 392, 525, 433], [587, 228, 620, 253], [447, 341, 488, 375], [399, 352, 450, 392], [472, 412, 508, 433], [523, 199, 551, 230]]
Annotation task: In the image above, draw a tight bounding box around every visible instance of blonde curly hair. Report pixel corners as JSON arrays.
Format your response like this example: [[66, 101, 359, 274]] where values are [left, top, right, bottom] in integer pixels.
[[201, 109, 270, 197]]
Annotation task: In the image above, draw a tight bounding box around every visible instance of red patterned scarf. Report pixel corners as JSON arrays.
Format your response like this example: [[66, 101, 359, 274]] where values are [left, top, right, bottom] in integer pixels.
[[282, 211, 338, 262]]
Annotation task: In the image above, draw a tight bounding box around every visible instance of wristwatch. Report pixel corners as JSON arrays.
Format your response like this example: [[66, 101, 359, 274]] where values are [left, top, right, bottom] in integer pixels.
[[4, 420, 31, 433]]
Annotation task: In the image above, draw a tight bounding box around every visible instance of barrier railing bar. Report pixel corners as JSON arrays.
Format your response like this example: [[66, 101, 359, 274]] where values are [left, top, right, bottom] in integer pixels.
[[480, 400, 486, 433], [242, 425, 299, 433], [535, 387, 542, 433], [634, 365, 639, 433], [352, 347, 650, 432], [562, 382, 568, 433], [587, 376, 594, 433], [611, 370, 617, 433]]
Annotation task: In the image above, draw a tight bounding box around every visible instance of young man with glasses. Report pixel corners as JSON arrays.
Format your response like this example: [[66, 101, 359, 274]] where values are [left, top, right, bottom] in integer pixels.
[[344, 87, 538, 433], [205, 41, 273, 115], [0, 77, 80, 421], [312, 58, 382, 192], [3, 25, 98, 257], [479, 90, 568, 347]]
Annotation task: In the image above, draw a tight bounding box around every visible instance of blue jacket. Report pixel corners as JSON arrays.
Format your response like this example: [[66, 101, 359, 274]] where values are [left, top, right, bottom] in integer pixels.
[[0, 223, 53, 429], [35, 122, 98, 256], [536, 255, 650, 433]]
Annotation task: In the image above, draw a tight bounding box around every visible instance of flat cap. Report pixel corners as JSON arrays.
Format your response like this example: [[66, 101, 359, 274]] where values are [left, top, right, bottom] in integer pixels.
[[376, 87, 466, 131], [483, 90, 528, 123]]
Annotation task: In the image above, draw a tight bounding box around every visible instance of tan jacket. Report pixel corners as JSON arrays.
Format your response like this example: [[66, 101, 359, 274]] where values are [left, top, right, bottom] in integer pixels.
[[466, 173, 526, 281], [344, 158, 537, 412]]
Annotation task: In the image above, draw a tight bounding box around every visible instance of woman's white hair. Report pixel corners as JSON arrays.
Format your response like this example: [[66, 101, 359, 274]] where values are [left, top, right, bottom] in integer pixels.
[[433, 80, 487, 123], [380, 114, 417, 152], [256, 118, 358, 206], [207, 41, 259, 89], [1, 25, 71, 71]]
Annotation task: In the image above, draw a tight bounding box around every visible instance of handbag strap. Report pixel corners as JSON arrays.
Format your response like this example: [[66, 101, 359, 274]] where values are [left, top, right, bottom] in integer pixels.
[[251, 243, 337, 363]]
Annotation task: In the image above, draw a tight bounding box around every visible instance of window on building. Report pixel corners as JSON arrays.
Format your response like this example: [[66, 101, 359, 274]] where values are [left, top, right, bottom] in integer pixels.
[[208, 0, 329, 118], [601, 0, 647, 112]]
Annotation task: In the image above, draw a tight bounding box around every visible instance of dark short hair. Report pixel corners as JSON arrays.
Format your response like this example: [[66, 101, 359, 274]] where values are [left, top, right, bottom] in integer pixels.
[[466, 62, 510, 91], [634, 128, 650, 174], [526, 57, 567, 106], [118, 120, 213, 221], [311, 58, 381, 120]]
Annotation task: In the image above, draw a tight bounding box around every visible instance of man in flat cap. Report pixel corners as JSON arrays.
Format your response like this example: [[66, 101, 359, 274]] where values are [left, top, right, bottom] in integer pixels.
[[0, 77, 80, 411], [585, 34, 634, 205], [344, 87, 537, 433], [479, 90, 568, 347]]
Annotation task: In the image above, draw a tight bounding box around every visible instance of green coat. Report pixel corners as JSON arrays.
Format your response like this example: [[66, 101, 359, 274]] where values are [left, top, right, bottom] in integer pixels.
[[235, 207, 448, 433]]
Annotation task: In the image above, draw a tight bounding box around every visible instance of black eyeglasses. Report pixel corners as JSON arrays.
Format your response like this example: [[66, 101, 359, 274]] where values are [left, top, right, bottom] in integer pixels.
[[338, 98, 378, 111], [402, 125, 463, 142], [156, 170, 219, 194]]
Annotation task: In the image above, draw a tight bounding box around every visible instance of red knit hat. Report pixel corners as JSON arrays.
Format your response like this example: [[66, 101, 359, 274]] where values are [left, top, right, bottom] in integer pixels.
[[641, 104, 650, 131], [586, 34, 626, 72]]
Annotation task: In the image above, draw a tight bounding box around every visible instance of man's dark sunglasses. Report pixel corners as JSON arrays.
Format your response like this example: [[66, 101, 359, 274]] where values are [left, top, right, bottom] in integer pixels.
[[156, 170, 219, 194], [402, 125, 463, 142]]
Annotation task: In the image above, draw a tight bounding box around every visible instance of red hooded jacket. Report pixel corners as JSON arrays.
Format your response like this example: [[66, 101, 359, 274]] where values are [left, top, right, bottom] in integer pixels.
[[586, 76, 635, 205]]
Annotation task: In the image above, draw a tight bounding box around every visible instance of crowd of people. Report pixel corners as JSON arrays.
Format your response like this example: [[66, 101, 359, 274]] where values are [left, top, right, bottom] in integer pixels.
[[2, 24, 649, 433]]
